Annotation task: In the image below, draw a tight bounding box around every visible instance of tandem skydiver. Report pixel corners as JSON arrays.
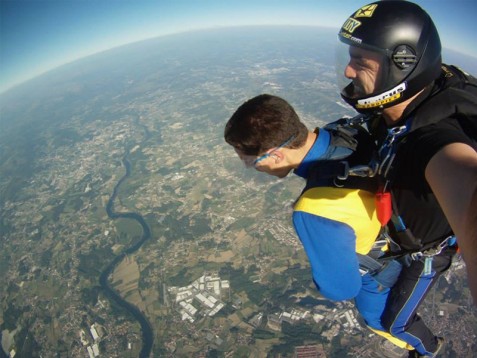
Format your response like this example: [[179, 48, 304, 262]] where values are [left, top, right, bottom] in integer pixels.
[[334, 1, 477, 356], [224, 93, 412, 351]]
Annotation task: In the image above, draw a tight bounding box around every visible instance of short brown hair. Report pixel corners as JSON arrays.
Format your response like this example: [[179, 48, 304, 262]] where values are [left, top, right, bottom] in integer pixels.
[[224, 94, 308, 155]]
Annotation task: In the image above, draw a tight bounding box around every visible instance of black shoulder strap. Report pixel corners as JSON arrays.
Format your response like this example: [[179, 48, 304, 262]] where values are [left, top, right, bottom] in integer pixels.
[[410, 64, 477, 131], [305, 123, 378, 193]]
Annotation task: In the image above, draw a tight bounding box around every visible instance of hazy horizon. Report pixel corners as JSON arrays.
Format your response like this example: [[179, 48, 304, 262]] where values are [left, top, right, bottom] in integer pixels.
[[2, 0, 476, 93]]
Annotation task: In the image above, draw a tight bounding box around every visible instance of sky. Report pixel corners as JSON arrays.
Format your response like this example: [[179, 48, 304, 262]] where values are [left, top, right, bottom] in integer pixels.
[[1, 0, 476, 93]]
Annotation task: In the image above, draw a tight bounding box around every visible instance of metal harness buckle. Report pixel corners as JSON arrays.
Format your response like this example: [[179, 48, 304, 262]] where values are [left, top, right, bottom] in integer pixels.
[[337, 161, 379, 181], [378, 125, 408, 177], [337, 161, 350, 180], [349, 162, 379, 178], [410, 235, 454, 261]]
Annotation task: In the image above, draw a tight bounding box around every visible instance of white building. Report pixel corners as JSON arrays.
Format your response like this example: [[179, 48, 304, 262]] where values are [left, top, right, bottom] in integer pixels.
[[92, 343, 100, 357], [90, 324, 99, 341], [87, 346, 94, 358]]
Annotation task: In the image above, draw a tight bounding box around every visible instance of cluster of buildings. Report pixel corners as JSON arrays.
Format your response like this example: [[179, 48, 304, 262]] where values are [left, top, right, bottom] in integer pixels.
[[336, 309, 360, 331], [167, 271, 362, 341], [79, 323, 102, 358], [266, 306, 359, 334], [267, 308, 312, 331], [168, 273, 230, 323]]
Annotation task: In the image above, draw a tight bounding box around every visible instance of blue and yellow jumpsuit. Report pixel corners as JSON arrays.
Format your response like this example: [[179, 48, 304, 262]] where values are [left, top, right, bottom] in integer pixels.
[[292, 128, 411, 349]]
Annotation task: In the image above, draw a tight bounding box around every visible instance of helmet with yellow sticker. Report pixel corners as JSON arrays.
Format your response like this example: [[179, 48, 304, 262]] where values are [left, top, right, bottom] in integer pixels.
[[336, 0, 442, 113]]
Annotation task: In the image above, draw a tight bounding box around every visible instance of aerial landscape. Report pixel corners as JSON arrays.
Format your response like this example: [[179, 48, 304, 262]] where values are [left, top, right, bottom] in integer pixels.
[[1, 26, 476, 358]]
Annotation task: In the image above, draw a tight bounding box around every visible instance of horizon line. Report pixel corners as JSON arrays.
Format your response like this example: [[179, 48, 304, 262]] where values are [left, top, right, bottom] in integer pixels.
[[2, 24, 476, 96]]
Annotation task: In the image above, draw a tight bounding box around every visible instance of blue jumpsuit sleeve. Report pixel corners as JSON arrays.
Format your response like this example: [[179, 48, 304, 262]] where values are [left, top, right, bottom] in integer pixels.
[[292, 211, 362, 301]]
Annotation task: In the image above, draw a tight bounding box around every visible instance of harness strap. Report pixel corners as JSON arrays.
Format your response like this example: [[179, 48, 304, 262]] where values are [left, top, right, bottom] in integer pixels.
[[305, 121, 379, 193], [308, 160, 349, 180], [357, 235, 457, 277], [357, 253, 385, 276], [410, 235, 457, 260]]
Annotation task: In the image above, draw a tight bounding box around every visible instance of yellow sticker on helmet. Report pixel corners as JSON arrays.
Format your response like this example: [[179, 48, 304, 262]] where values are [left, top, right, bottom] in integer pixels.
[[354, 4, 378, 18], [342, 17, 361, 33]]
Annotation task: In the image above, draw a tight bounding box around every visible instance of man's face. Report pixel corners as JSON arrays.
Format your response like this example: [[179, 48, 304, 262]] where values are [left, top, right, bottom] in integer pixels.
[[344, 46, 382, 98]]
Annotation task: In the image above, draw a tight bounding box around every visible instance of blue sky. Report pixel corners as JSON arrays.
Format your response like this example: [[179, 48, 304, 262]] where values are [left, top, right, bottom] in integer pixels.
[[1, 0, 476, 93]]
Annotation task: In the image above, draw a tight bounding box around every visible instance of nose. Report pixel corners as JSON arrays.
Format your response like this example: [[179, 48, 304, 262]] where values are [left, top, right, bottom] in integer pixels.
[[344, 62, 356, 79]]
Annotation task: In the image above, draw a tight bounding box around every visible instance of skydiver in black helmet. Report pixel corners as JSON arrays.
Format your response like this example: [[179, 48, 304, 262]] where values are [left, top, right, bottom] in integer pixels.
[[336, 1, 477, 357]]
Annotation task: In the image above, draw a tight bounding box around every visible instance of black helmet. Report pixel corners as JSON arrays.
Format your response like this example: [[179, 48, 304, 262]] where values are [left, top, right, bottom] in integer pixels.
[[337, 0, 442, 113]]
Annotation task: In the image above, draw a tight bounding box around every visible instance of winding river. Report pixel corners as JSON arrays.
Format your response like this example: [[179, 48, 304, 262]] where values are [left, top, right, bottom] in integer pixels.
[[101, 152, 154, 357]]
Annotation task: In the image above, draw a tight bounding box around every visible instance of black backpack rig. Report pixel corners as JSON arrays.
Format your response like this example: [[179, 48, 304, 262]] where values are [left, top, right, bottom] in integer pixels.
[[309, 64, 477, 283]]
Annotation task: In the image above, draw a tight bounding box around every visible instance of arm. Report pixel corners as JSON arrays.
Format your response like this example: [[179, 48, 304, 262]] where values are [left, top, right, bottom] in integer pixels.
[[293, 210, 362, 301], [425, 142, 477, 305], [292, 187, 381, 301]]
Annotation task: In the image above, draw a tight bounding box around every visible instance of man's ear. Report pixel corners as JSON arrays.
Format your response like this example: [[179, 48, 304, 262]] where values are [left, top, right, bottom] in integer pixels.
[[272, 150, 285, 163]]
